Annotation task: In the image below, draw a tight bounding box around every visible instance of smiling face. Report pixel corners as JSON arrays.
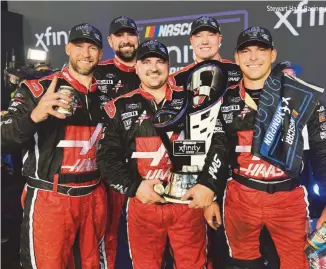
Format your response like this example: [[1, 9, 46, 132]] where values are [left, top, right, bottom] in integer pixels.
[[136, 57, 169, 90], [109, 30, 139, 62], [66, 40, 102, 75], [235, 44, 277, 84], [190, 30, 222, 62]]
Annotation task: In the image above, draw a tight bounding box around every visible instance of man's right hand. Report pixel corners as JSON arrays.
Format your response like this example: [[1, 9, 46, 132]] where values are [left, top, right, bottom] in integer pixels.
[[204, 202, 222, 230], [136, 179, 167, 204], [30, 76, 72, 123]]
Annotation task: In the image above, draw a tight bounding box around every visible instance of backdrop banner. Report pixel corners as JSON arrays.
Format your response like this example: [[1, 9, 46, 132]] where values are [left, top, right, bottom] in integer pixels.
[[7, 1, 326, 96]]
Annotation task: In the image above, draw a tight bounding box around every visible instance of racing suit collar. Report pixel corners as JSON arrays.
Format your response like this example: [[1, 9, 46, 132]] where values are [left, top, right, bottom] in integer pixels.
[[138, 83, 173, 101], [61, 68, 98, 94], [114, 57, 135, 72]]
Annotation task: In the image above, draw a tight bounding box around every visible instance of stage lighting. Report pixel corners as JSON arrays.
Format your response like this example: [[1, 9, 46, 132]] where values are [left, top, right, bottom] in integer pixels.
[[27, 48, 47, 61]]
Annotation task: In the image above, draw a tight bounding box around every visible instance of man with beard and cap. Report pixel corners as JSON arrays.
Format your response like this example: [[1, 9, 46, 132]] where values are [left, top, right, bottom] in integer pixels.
[[94, 16, 140, 269], [1, 23, 107, 269]]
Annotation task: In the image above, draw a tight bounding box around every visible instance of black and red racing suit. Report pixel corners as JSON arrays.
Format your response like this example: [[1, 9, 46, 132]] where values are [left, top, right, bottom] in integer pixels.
[[97, 85, 207, 269], [168, 57, 242, 269], [1, 68, 107, 269], [94, 57, 140, 269], [198, 79, 326, 269]]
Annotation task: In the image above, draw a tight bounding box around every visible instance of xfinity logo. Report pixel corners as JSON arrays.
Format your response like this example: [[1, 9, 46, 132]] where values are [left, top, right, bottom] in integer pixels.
[[35, 26, 69, 52], [273, 0, 326, 36]]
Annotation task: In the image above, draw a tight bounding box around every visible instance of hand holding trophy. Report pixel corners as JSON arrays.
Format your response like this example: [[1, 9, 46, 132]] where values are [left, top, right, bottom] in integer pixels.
[[152, 60, 228, 204]]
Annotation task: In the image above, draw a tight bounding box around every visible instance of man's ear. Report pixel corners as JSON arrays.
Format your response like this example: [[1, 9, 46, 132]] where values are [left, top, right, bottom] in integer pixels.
[[108, 36, 113, 49], [135, 62, 139, 75], [271, 49, 278, 64], [65, 43, 71, 56], [234, 52, 239, 65]]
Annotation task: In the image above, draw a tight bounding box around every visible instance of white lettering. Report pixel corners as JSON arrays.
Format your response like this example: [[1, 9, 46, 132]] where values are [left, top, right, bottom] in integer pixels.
[[35, 27, 69, 52], [208, 154, 221, 179], [273, 0, 325, 36]]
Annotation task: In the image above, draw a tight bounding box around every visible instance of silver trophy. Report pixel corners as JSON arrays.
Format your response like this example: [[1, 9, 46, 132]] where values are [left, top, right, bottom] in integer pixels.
[[153, 60, 228, 203]]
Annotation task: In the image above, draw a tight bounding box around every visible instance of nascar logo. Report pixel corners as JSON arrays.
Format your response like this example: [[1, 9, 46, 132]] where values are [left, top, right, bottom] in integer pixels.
[[145, 23, 193, 38]]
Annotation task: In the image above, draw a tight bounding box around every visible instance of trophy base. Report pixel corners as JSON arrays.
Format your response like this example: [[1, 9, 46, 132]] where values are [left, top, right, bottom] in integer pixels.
[[163, 195, 217, 204], [163, 195, 192, 204]]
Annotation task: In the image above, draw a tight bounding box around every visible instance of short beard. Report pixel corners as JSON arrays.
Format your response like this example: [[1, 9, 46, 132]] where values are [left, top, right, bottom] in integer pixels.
[[70, 59, 97, 75], [115, 48, 136, 62]]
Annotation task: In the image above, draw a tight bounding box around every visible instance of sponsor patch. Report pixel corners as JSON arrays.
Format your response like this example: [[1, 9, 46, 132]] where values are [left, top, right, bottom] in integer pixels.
[[98, 85, 108, 93], [321, 122, 326, 131], [228, 96, 241, 103], [223, 112, 233, 123], [126, 102, 142, 111], [121, 111, 138, 120], [97, 80, 114, 85], [221, 105, 240, 113], [123, 118, 133, 130], [320, 131, 326, 140], [238, 104, 251, 119], [135, 110, 150, 125], [170, 98, 184, 106]]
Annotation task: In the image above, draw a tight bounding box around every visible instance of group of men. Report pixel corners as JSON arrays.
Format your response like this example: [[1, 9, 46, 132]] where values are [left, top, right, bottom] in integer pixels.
[[1, 13, 326, 269]]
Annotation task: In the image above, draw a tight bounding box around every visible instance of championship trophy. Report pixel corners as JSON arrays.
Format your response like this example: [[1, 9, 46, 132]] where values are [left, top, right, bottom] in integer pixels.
[[153, 60, 228, 203]]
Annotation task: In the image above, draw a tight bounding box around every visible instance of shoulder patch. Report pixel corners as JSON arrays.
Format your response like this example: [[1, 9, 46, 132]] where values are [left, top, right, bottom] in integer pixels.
[[104, 89, 141, 118], [104, 100, 117, 119], [170, 84, 184, 92], [23, 79, 44, 98]]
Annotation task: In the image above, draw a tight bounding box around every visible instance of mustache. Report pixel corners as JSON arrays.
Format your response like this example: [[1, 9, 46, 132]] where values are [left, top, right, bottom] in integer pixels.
[[146, 70, 162, 76], [119, 43, 135, 49], [78, 58, 93, 61]]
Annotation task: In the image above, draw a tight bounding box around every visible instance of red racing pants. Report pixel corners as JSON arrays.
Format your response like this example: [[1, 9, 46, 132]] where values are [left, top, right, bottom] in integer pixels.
[[223, 179, 309, 269], [127, 197, 207, 269], [20, 180, 107, 269], [103, 188, 126, 269]]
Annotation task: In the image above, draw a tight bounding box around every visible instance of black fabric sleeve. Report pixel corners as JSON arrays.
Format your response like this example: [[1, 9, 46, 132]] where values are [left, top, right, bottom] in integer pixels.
[[1, 86, 39, 153], [96, 116, 141, 197], [198, 110, 230, 201]]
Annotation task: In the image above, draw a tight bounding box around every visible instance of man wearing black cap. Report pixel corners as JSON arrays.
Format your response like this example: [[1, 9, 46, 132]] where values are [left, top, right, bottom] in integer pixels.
[[97, 40, 207, 269], [95, 16, 140, 100], [1, 23, 108, 269], [168, 16, 242, 90], [168, 15, 241, 269], [94, 16, 141, 269], [203, 26, 326, 269]]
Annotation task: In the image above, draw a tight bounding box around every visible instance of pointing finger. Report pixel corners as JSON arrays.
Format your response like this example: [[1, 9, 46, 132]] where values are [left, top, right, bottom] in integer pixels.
[[45, 76, 58, 95]]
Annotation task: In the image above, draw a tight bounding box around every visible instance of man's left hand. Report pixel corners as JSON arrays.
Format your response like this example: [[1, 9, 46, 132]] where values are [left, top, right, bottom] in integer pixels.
[[181, 184, 215, 209], [316, 207, 326, 229]]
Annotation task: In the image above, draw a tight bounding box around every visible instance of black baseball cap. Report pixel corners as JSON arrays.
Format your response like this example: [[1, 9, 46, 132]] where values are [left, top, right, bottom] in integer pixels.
[[235, 26, 274, 51], [190, 16, 221, 35], [69, 23, 103, 48], [109, 16, 138, 35], [136, 40, 169, 61]]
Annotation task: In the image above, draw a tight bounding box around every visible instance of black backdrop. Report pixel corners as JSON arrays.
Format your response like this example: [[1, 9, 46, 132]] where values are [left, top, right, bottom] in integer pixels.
[[1, 10, 24, 109], [6, 1, 326, 98]]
